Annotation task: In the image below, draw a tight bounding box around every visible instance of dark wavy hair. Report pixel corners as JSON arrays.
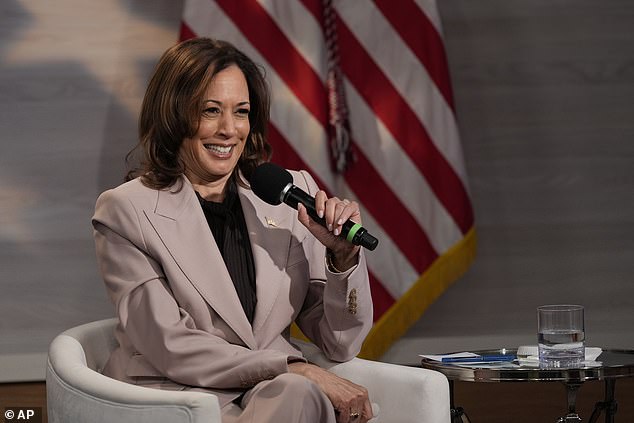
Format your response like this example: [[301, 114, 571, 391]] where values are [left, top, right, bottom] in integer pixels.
[[126, 37, 272, 189]]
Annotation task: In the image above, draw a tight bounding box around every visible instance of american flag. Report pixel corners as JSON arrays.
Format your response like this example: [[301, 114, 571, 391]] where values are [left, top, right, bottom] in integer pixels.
[[180, 0, 475, 360]]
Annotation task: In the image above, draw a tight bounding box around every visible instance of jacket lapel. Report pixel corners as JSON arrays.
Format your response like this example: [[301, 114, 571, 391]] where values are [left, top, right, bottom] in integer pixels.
[[144, 176, 257, 349]]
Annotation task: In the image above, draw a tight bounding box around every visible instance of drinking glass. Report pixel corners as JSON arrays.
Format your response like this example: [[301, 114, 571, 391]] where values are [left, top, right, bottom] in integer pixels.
[[537, 305, 585, 368]]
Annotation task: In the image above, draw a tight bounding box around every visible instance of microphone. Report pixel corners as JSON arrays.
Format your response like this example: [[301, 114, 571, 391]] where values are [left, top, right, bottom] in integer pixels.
[[250, 162, 379, 251]]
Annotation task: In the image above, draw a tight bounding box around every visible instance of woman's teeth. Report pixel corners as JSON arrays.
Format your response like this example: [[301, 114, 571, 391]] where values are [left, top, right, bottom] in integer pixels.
[[204, 144, 232, 154]]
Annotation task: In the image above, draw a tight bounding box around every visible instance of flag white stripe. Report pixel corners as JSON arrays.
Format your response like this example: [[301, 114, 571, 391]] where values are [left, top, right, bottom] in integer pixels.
[[257, 0, 327, 80], [182, 0, 215, 36], [345, 80, 464, 254], [336, 1, 469, 188]]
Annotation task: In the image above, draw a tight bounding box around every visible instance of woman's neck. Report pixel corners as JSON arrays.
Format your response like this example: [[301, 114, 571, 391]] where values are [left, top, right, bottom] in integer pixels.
[[186, 173, 231, 203]]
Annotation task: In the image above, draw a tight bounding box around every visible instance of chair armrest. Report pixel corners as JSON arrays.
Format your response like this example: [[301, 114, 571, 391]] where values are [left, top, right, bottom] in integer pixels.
[[47, 334, 221, 423], [296, 340, 450, 423]]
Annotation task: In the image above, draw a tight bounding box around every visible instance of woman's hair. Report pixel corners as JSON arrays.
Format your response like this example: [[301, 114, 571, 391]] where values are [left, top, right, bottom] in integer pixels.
[[126, 37, 272, 189]]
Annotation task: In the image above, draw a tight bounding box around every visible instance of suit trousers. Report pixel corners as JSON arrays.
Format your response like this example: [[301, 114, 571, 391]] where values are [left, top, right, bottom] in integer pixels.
[[221, 373, 336, 423]]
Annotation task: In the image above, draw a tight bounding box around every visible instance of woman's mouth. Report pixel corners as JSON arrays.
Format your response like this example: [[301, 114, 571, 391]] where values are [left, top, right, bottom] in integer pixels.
[[204, 144, 233, 156]]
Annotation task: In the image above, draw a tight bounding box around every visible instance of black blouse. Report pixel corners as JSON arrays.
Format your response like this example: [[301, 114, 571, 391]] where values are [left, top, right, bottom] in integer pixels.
[[196, 181, 257, 324]]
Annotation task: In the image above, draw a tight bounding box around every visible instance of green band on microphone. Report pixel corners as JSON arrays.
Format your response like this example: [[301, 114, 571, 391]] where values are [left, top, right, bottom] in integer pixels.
[[346, 223, 362, 243]]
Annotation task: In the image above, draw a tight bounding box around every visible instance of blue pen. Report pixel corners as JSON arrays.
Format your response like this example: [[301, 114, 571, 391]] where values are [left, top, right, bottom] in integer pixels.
[[441, 355, 516, 363]]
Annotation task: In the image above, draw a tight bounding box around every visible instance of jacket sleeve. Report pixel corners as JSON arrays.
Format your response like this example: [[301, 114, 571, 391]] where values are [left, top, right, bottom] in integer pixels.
[[290, 171, 373, 362], [92, 187, 303, 390]]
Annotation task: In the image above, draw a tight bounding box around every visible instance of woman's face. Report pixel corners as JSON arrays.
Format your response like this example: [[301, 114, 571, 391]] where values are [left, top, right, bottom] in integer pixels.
[[181, 64, 251, 188]]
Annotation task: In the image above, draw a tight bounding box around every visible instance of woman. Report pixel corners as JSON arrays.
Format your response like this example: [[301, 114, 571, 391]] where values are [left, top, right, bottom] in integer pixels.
[[92, 37, 374, 423]]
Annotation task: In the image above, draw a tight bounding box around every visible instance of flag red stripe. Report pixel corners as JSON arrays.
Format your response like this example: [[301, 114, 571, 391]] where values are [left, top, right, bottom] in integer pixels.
[[336, 16, 474, 233], [214, 0, 328, 126], [368, 272, 395, 322], [267, 124, 319, 184], [373, 0, 455, 111], [347, 142, 438, 273], [179, 21, 196, 41]]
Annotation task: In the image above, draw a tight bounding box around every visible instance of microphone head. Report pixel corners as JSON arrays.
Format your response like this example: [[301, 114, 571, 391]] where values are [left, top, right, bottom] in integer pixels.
[[250, 162, 293, 205]]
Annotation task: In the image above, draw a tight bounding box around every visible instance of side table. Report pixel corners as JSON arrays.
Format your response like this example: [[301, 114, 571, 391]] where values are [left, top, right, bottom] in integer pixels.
[[420, 348, 634, 423]]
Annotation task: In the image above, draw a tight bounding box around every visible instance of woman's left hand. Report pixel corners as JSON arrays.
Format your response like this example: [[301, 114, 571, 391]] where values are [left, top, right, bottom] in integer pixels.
[[297, 191, 361, 272], [288, 362, 373, 423]]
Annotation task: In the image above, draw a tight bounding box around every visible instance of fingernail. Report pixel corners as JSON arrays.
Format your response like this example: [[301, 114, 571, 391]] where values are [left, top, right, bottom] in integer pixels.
[[328, 224, 333, 231], [334, 228, 340, 236], [318, 209, 324, 218], [337, 219, 343, 225]]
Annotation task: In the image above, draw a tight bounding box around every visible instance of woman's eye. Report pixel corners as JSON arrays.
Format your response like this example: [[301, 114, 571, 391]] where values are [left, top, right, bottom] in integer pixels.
[[236, 108, 250, 116], [204, 107, 220, 115]]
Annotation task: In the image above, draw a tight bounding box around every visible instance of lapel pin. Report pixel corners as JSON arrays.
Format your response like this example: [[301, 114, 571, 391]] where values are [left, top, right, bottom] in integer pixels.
[[266, 217, 277, 227]]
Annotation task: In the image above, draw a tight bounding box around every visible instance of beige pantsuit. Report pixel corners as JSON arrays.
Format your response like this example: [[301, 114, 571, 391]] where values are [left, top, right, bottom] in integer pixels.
[[222, 374, 336, 422], [92, 170, 372, 421]]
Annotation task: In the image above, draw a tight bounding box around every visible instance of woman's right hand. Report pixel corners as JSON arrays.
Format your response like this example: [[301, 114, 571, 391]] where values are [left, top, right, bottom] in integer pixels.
[[288, 362, 373, 423]]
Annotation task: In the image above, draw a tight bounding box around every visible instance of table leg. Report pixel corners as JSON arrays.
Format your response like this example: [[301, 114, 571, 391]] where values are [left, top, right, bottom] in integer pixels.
[[556, 382, 582, 423], [588, 379, 618, 423], [449, 380, 471, 423]]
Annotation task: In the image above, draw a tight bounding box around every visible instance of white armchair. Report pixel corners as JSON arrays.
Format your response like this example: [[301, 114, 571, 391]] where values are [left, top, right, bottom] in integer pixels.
[[47, 319, 450, 422]]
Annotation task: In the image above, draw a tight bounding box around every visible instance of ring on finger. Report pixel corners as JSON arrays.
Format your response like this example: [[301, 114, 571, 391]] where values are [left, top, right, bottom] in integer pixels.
[[350, 411, 360, 419]]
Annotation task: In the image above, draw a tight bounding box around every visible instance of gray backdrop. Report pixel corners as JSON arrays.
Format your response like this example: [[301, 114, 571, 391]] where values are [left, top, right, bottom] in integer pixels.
[[1, 0, 632, 380], [383, 0, 634, 361]]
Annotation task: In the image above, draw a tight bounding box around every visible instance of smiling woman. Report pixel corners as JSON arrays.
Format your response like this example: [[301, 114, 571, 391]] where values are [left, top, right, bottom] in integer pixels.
[[92, 37, 375, 423]]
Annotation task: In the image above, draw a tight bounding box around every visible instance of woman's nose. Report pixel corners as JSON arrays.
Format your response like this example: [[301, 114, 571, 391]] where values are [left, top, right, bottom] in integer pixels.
[[217, 113, 237, 137]]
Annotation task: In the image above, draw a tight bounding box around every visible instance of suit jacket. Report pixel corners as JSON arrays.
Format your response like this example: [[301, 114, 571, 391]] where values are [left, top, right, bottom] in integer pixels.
[[92, 170, 372, 407]]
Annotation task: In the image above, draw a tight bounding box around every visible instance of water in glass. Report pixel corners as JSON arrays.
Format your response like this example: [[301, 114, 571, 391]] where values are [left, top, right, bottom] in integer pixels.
[[538, 329, 585, 368]]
